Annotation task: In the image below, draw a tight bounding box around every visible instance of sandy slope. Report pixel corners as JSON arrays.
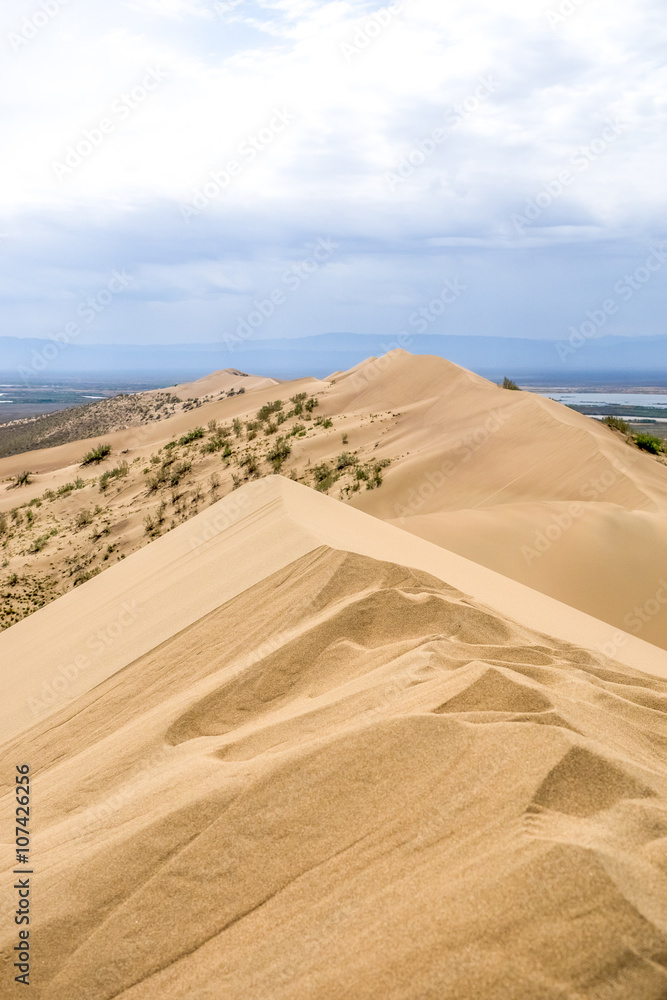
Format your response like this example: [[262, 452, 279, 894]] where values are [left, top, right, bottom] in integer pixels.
[[2, 350, 666, 647], [1, 478, 667, 999], [157, 367, 280, 400], [340, 352, 667, 647]]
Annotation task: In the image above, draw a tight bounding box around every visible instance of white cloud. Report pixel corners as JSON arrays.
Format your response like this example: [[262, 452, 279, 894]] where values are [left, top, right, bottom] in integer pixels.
[[1, 0, 665, 344]]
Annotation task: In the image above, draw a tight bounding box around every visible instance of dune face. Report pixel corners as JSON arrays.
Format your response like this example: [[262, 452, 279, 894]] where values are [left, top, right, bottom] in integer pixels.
[[2, 479, 667, 999], [2, 350, 666, 647], [337, 352, 667, 648]]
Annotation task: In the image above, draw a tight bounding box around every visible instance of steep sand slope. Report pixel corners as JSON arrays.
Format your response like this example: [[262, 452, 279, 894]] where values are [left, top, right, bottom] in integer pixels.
[[1, 478, 667, 999], [340, 352, 667, 648]]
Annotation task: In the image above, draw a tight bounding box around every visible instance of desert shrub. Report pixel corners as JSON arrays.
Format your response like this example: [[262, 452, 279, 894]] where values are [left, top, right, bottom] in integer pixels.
[[502, 377, 520, 390], [210, 473, 220, 493], [335, 452, 357, 470], [635, 433, 663, 455], [603, 415, 631, 434], [178, 427, 204, 446], [13, 471, 32, 487], [267, 437, 291, 471], [28, 529, 57, 553], [342, 433, 348, 444], [75, 509, 93, 529], [288, 423, 305, 437], [99, 461, 129, 492], [232, 418, 243, 437], [240, 453, 260, 477], [81, 443, 111, 465], [257, 400, 283, 422], [90, 521, 111, 542], [315, 416, 333, 429], [312, 462, 338, 492], [264, 422, 278, 436]]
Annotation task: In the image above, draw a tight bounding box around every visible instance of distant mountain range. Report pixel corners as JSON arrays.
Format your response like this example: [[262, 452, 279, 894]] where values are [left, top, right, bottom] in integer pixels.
[[1, 332, 665, 382]]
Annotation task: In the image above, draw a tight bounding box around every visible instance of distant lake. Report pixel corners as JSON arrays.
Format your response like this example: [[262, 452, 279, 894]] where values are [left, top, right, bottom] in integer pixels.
[[542, 392, 667, 409]]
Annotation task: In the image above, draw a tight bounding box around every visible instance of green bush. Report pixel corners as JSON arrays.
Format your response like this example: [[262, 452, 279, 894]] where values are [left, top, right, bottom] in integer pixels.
[[257, 400, 283, 422], [75, 509, 93, 529], [178, 427, 204, 446], [28, 529, 57, 553], [81, 443, 111, 465], [635, 432, 663, 455], [13, 471, 32, 487], [335, 452, 357, 470], [502, 377, 520, 391], [603, 415, 631, 434], [267, 437, 291, 471], [99, 461, 129, 492]]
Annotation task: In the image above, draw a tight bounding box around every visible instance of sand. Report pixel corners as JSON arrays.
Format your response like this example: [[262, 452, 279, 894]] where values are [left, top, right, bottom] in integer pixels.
[[2, 350, 666, 647], [1, 477, 667, 998]]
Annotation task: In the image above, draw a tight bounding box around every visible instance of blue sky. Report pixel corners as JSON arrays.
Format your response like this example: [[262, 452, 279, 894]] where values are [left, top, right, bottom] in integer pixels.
[[1, 0, 665, 346]]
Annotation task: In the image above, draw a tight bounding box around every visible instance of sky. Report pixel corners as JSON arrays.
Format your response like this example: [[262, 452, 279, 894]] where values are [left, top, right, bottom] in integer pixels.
[[1, 0, 666, 348]]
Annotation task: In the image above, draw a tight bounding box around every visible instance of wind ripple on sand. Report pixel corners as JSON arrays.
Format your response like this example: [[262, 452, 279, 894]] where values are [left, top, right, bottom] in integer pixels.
[[2, 548, 667, 999]]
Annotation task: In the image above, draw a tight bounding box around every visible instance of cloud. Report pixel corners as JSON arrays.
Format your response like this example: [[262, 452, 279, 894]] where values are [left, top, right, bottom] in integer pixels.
[[1, 0, 665, 346]]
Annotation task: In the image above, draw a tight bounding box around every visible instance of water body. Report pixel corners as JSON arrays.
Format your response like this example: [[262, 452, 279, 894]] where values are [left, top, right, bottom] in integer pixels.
[[542, 392, 667, 408]]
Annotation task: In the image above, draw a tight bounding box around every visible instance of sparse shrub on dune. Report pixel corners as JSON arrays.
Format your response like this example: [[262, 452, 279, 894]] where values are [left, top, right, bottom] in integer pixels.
[[502, 377, 520, 390], [335, 452, 357, 470], [634, 432, 663, 455], [267, 437, 291, 471], [99, 461, 129, 492], [75, 509, 93, 529], [257, 400, 283, 422], [81, 443, 112, 465], [602, 415, 631, 434], [28, 529, 57, 553], [12, 471, 32, 487], [178, 427, 205, 446]]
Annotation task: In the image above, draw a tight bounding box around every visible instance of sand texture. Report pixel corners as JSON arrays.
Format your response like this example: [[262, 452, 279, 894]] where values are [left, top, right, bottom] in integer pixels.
[[2, 478, 667, 999]]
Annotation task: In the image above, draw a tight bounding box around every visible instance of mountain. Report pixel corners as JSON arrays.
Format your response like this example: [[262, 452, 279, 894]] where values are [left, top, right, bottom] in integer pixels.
[[2, 332, 666, 380]]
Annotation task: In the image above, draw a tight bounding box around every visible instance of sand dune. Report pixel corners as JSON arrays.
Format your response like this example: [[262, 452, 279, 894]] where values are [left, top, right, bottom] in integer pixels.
[[1, 477, 667, 999], [158, 367, 280, 401], [339, 352, 667, 647]]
